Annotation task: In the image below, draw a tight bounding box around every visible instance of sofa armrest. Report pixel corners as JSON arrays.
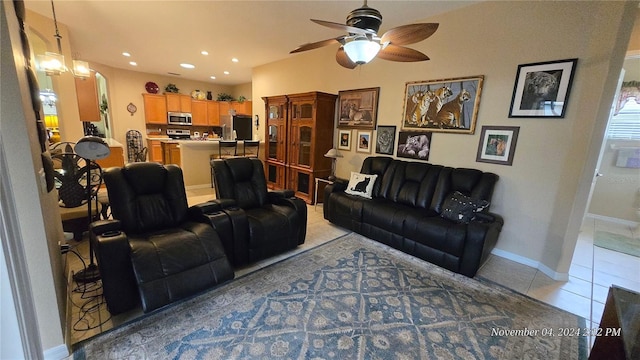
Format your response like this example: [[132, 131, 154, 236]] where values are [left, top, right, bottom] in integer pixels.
[[459, 218, 503, 277], [268, 189, 295, 201], [188, 201, 223, 217], [89, 221, 139, 314], [474, 211, 504, 225]]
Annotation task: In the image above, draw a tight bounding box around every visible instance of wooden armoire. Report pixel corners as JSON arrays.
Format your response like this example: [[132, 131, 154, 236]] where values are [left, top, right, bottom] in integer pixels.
[[262, 91, 337, 204]]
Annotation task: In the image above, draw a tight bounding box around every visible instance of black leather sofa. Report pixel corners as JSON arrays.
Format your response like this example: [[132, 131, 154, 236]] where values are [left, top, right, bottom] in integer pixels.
[[323, 156, 503, 277], [210, 157, 307, 267], [90, 163, 234, 314]]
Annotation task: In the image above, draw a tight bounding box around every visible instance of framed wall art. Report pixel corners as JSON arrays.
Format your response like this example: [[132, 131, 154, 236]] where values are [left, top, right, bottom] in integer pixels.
[[401, 76, 484, 134], [375, 125, 396, 155], [338, 129, 352, 151], [338, 87, 380, 130], [476, 126, 520, 166], [509, 58, 577, 118], [356, 130, 372, 153], [397, 131, 432, 161]]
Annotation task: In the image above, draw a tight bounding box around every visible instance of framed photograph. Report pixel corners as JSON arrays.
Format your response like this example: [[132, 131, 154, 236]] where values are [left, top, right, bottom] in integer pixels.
[[509, 58, 577, 118], [338, 87, 380, 129], [402, 75, 484, 134], [338, 129, 352, 151], [476, 126, 520, 166], [375, 125, 396, 155], [397, 131, 432, 161], [356, 130, 372, 153]]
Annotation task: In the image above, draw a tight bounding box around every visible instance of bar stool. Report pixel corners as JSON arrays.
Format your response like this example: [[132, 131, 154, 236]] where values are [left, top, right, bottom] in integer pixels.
[[210, 141, 238, 187], [242, 140, 260, 158]]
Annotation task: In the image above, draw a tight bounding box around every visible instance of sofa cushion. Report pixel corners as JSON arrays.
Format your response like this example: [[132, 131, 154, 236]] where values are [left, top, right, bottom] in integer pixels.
[[345, 172, 378, 199], [440, 191, 490, 224]]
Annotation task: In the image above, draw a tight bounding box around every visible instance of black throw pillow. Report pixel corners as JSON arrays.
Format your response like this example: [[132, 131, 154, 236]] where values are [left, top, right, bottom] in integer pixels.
[[440, 191, 490, 224]]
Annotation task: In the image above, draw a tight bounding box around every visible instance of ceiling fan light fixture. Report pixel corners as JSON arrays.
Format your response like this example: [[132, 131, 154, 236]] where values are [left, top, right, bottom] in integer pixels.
[[344, 38, 380, 64]]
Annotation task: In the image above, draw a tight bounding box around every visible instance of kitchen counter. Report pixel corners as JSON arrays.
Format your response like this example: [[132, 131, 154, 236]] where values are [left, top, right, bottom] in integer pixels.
[[161, 139, 264, 188]]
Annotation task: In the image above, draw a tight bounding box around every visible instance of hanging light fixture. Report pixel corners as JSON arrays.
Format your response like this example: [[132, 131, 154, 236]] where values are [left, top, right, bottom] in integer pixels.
[[343, 37, 381, 65], [36, 0, 91, 78]]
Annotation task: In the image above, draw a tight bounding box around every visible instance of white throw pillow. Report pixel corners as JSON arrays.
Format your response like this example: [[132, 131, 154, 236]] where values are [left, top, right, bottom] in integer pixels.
[[345, 172, 378, 199]]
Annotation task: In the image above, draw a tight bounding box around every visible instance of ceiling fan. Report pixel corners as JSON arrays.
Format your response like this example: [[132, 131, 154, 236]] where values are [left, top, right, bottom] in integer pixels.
[[290, 0, 439, 69]]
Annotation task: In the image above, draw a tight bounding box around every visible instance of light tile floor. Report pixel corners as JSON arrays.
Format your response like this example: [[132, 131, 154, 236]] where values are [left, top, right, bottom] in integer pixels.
[[66, 188, 640, 354]]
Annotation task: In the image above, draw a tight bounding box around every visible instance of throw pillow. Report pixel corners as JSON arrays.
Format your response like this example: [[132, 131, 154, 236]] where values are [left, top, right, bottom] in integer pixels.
[[345, 172, 378, 199], [441, 191, 490, 224]]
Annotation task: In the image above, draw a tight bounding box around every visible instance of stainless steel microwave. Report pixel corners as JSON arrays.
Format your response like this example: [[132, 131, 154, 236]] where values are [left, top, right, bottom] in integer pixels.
[[167, 112, 192, 126]]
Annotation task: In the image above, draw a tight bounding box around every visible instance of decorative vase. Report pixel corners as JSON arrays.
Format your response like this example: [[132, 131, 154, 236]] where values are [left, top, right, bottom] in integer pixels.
[[206, 91, 213, 100]]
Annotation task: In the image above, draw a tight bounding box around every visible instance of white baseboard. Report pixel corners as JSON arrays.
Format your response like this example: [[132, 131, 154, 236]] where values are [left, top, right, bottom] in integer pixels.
[[585, 213, 638, 228], [490, 248, 569, 281], [44, 344, 69, 360]]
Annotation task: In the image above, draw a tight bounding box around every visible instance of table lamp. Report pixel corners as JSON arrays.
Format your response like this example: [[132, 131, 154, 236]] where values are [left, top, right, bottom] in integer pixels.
[[324, 148, 342, 182], [73, 136, 110, 283]]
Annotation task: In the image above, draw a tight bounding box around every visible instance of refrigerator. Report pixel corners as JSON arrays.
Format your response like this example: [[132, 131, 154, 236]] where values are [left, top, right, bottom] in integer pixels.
[[220, 115, 252, 140]]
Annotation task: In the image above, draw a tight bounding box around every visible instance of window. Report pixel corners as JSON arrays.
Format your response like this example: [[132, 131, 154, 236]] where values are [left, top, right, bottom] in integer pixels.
[[607, 81, 640, 140]]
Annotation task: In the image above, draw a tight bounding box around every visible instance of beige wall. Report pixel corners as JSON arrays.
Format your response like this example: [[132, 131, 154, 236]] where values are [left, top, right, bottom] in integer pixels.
[[253, 1, 636, 277]]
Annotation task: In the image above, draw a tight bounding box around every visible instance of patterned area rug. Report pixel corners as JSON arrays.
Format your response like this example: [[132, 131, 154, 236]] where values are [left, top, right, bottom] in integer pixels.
[[75, 233, 587, 359]]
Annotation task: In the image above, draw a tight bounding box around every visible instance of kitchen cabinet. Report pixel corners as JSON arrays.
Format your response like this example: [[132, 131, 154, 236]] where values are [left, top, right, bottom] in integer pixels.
[[95, 145, 124, 169], [218, 101, 252, 117], [75, 72, 100, 122], [262, 92, 336, 203], [162, 142, 181, 167], [165, 93, 192, 113], [143, 94, 167, 125], [207, 101, 220, 125], [191, 100, 208, 126], [147, 139, 164, 163]]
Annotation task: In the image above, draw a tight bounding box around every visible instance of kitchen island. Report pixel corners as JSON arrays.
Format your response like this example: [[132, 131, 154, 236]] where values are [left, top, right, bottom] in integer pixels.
[[155, 139, 264, 188]]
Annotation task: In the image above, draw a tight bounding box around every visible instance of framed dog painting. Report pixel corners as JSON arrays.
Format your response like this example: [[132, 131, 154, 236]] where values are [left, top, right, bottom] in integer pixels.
[[401, 76, 483, 134], [338, 87, 380, 130]]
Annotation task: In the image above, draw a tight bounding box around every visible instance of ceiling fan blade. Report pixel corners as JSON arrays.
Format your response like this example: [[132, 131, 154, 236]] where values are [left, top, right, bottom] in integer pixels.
[[290, 37, 343, 54], [311, 19, 376, 36], [377, 44, 430, 62], [380, 23, 439, 46], [336, 47, 358, 69]]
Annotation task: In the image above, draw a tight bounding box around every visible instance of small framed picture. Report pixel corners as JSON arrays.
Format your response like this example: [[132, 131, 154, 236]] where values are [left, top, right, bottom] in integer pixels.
[[338, 87, 380, 130], [397, 131, 432, 161], [356, 130, 372, 153], [375, 125, 396, 155], [338, 129, 352, 151], [476, 126, 520, 166], [509, 58, 577, 118]]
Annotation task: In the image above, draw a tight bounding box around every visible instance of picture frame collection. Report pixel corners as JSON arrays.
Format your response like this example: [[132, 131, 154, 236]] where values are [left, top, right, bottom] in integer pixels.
[[334, 58, 577, 166]]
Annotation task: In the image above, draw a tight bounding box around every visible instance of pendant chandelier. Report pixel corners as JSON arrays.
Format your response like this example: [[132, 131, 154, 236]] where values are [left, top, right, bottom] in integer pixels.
[[36, 0, 90, 78]]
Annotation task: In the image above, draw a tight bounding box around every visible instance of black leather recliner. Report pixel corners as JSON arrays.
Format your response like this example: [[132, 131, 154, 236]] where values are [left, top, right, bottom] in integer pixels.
[[211, 157, 307, 266], [90, 162, 234, 314]]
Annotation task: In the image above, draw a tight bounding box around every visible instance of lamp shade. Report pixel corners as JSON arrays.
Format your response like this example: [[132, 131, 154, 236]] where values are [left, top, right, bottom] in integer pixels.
[[343, 39, 381, 65], [75, 136, 110, 160], [72, 60, 91, 78], [324, 148, 343, 158], [37, 52, 66, 75]]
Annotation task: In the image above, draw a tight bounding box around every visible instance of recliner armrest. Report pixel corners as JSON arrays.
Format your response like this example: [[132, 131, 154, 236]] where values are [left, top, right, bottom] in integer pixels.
[[210, 198, 238, 209], [90, 219, 122, 236], [474, 211, 504, 225], [267, 189, 295, 202], [188, 201, 223, 217]]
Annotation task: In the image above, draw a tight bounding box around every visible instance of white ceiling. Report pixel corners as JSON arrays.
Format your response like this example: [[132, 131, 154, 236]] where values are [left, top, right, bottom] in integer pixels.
[[24, 1, 477, 85]]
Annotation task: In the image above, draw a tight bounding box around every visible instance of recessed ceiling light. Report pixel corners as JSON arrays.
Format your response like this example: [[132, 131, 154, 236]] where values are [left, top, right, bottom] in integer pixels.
[[210, 76, 216, 80], [129, 61, 137, 66], [122, 52, 131, 57], [231, 58, 239, 63], [180, 63, 195, 69], [201, 51, 209, 56], [223, 71, 230, 75]]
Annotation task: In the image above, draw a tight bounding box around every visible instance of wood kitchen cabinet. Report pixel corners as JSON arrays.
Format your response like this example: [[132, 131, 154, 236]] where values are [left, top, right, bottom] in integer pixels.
[[165, 93, 192, 113], [95, 146, 124, 169], [207, 101, 220, 125], [218, 101, 252, 117], [262, 92, 336, 203], [75, 72, 100, 122], [147, 139, 164, 163], [143, 94, 167, 125], [162, 142, 181, 167], [191, 100, 208, 126]]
